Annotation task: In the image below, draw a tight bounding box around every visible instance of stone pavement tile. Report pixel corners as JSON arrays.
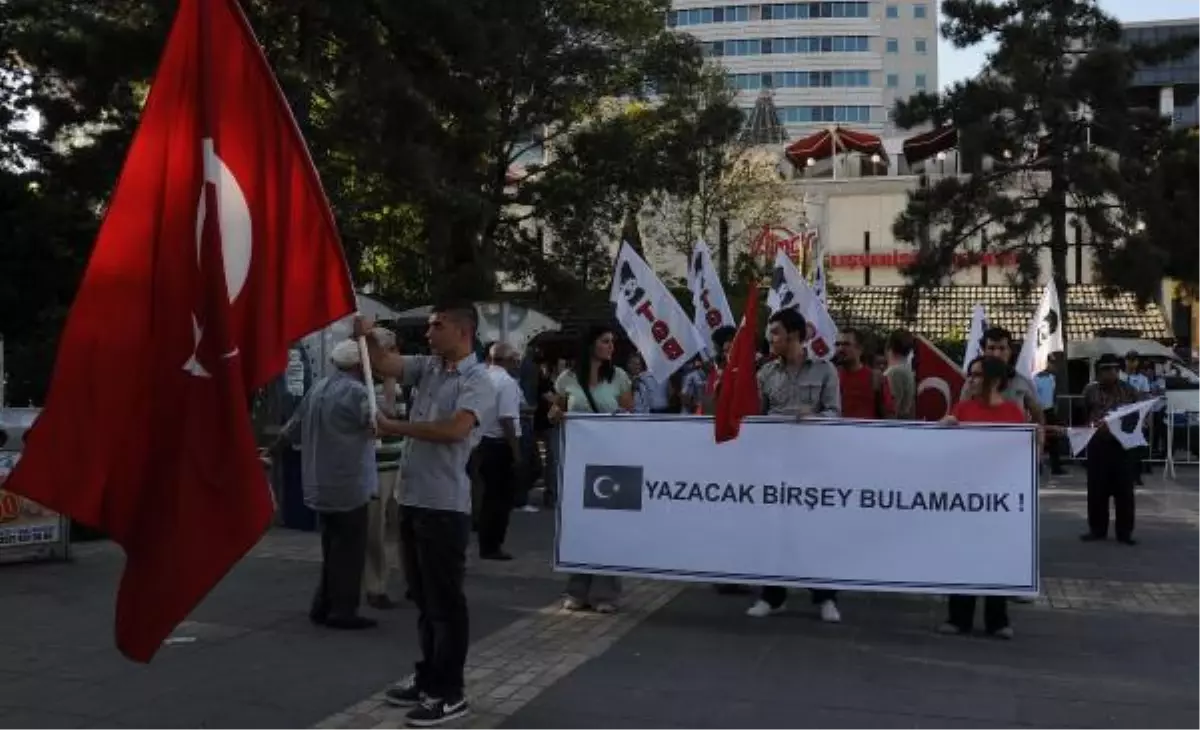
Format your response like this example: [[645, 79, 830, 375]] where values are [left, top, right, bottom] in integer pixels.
[[506, 577, 1197, 729], [0, 531, 565, 730], [314, 578, 684, 729], [0, 708, 96, 730]]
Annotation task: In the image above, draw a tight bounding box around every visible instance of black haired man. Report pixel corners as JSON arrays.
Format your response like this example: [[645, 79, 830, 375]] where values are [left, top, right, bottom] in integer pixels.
[[745, 308, 843, 624]]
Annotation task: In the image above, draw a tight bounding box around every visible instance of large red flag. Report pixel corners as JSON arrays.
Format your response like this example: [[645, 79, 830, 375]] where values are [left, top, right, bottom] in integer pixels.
[[714, 285, 761, 443], [3, 0, 355, 662], [913, 336, 966, 421]]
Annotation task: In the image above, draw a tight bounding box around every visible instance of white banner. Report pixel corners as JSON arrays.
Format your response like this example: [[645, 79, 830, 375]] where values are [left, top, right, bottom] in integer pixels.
[[687, 241, 735, 351], [1016, 280, 1064, 380], [610, 243, 707, 381], [556, 415, 1039, 595], [962, 304, 988, 374], [767, 250, 837, 361]]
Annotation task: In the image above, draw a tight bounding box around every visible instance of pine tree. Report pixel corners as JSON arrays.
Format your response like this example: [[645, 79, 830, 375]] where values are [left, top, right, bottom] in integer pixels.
[[891, 0, 1197, 335]]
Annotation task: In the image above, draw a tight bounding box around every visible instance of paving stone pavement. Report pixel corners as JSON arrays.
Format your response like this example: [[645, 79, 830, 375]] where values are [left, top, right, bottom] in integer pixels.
[[0, 512, 563, 729], [499, 469, 1198, 729], [1, 468, 1195, 728]]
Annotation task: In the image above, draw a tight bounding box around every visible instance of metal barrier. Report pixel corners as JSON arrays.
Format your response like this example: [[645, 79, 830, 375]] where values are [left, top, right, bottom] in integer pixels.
[[1055, 394, 1199, 466]]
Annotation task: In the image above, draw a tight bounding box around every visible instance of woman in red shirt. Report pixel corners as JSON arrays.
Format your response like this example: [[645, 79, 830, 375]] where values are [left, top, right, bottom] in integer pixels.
[[938, 355, 1026, 639]]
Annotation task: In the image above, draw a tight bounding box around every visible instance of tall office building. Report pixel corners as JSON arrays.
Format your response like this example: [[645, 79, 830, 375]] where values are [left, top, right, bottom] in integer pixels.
[[668, 1, 938, 136], [1123, 19, 1199, 129]]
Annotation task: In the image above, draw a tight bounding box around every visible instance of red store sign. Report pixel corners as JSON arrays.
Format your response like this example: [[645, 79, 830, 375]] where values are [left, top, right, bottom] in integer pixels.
[[828, 251, 1018, 269], [750, 226, 819, 260]]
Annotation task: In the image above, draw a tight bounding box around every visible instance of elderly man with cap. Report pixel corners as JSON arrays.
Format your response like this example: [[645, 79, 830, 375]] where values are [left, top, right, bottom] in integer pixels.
[[1080, 353, 1141, 545], [273, 338, 379, 630]]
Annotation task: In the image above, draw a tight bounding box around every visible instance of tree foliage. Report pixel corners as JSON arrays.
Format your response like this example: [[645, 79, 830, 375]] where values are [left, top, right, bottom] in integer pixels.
[[0, 0, 736, 402], [890, 0, 1198, 319]]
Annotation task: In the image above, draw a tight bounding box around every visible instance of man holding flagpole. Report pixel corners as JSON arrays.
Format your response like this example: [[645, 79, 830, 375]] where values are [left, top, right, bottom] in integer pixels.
[[364, 303, 496, 727]]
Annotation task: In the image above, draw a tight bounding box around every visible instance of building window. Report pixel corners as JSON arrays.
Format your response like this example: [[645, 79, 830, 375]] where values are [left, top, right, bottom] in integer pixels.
[[886, 4, 899, 18], [886, 38, 899, 53], [887, 73, 899, 88], [666, 3, 873, 26], [731, 69, 874, 90], [915, 37, 928, 54], [914, 3, 927, 18], [709, 35, 872, 56], [777, 105, 875, 124], [915, 73, 927, 89]]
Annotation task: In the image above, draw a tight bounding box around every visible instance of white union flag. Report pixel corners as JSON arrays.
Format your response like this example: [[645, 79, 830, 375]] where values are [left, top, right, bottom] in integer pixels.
[[687, 240, 735, 352], [767, 250, 837, 362], [962, 304, 989, 374], [610, 243, 707, 381], [1016, 280, 1064, 380]]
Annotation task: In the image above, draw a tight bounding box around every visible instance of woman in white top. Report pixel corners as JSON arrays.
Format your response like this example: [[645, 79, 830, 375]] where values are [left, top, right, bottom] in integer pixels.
[[549, 325, 633, 613]]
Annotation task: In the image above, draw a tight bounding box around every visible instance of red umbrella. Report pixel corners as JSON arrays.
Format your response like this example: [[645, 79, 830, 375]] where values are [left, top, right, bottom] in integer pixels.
[[785, 126, 886, 168], [902, 124, 958, 166]]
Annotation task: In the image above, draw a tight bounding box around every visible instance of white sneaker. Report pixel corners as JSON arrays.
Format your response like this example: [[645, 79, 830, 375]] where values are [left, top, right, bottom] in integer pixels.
[[746, 599, 784, 618], [819, 600, 841, 623]]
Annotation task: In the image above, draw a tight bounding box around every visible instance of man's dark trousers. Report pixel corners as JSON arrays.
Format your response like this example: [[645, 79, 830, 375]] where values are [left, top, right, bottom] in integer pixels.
[[312, 504, 369, 621], [1043, 407, 1065, 473], [1085, 435, 1135, 540], [478, 437, 516, 554], [400, 505, 470, 702]]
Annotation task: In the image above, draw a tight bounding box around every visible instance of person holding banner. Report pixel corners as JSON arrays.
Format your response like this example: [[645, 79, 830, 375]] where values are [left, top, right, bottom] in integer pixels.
[[746, 308, 843, 623], [549, 325, 634, 613], [938, 355, 1023, 639], [1080, 355, 1141, 545]]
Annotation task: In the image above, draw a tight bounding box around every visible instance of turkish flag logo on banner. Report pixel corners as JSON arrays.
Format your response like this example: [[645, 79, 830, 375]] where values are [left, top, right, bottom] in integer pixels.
[[913, 336, 966, 421], [3, 0, 355, 662]]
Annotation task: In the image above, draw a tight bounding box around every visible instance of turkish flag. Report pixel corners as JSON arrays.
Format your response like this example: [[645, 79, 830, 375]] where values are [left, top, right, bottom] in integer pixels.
[[913, 336, 966, 421], [715, 285, 761, 443], [2, 0, 355, 662]]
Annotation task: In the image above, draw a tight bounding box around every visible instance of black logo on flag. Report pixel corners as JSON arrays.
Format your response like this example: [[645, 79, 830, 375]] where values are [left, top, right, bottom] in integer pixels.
[[1118, 409, 1142, 435], [583, 464, 644, 511]]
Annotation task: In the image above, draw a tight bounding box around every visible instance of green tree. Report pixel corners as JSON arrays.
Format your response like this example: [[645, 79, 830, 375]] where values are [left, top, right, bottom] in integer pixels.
[[890, 0, 1197, 326], [517, 65, 745, 306], [1095, 126, 1199, 302]]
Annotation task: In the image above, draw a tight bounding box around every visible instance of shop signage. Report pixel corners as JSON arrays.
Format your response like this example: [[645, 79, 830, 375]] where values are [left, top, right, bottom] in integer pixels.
[[828, 251, 1018, 269]]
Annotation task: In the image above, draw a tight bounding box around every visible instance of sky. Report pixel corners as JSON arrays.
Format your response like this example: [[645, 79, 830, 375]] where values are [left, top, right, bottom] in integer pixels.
[[939, 0, 1200, 88]]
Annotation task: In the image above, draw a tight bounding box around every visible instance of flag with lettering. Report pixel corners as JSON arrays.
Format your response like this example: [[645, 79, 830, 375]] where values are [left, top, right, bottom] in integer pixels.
[[1016, 280, 1064, 380], [962, 304, 988, 374], [610, 243, 707, 381], [766, 250, 837, 361], [687, 240, 735, 352], [0, 0, 356, 662]]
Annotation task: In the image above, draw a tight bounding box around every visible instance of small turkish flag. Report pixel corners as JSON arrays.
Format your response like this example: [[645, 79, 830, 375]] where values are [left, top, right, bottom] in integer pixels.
[[714, 284, 762, 443], [3, 0, 355, 662], [913, 336, 966, 421]]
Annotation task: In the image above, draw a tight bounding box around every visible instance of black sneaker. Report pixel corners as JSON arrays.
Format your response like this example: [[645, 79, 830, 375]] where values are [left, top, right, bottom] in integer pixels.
[[385, 675, 423, 708], [405, 696, 469, 727]]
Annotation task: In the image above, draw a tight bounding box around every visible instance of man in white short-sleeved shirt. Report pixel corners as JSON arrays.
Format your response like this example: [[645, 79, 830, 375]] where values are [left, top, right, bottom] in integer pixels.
[[477, 343, 523, 560]]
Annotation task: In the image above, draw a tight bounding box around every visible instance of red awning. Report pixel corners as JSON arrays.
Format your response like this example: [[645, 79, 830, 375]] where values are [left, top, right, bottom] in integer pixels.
[[785, 126, 886, 167], [902, 125, 958, 165]]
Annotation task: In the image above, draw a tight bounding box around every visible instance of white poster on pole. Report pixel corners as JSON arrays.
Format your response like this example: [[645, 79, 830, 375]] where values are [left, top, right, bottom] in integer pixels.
[[686, 241, 735, 351], [1016, 280, 1064, 380], [767, 250, 837, 361], [556, 415, 1039, 595], [610, 243, 707, 382]]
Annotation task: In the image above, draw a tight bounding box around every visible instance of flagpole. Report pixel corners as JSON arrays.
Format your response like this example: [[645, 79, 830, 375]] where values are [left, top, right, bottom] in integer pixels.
[[221, 0, 377, 424]]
